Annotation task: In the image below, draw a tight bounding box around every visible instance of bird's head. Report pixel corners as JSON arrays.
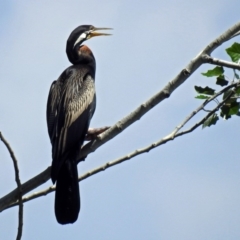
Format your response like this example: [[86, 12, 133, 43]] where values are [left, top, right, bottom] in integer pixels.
[[66, 25, 112, 64]]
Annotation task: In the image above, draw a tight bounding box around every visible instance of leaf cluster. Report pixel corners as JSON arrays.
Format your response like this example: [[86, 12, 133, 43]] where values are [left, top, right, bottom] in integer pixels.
[[195, 43, 240, 128]]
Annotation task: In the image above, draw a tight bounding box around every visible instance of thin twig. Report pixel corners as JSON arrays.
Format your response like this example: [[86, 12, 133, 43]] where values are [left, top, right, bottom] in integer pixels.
[[176, 91, 235, 137], [0, 167, 50, 212], [169, 82, 240, 138], [202, 108, 212, 113], [0, 132, 23, 240]]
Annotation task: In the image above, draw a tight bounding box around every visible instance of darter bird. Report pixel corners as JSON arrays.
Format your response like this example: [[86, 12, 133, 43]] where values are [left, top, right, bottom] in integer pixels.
[[46, 25, 112, 224]]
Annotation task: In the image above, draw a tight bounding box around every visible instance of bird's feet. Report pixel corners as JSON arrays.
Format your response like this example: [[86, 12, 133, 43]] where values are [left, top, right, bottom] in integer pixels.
[[85, 126, 110, 141]]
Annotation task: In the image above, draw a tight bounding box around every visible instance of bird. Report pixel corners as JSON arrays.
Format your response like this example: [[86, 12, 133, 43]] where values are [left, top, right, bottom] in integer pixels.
[[46, 25, 112, 224]]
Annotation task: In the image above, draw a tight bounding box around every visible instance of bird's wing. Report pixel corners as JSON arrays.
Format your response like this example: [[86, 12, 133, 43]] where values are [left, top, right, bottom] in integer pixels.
[[46, 80, 62, 143], [51, 74, 96, 181]]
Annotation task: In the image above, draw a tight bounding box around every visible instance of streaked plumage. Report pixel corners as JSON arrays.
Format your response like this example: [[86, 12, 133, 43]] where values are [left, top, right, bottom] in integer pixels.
[[46, 25, 111, 224]]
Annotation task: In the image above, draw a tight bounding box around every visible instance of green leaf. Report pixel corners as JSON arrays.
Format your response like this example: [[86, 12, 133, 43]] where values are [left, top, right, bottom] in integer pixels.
[[195, 95, 210, 100], [229, 102, 240, 115], [202, 66, 224, 77], [235, 86, 240, 94], [216, 75, 228, 86], [220, 105, 231, 119], [195, 86, 215, 95], [202, 114, 219, 128], [226, 42, 240, 63], [220, 101, 239, 119]]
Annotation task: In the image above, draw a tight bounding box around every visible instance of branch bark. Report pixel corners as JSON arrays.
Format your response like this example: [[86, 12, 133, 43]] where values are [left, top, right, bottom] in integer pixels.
[[0, 132, 23, 240], [0, 167, 50, 212], [202, 54, 240, 70]]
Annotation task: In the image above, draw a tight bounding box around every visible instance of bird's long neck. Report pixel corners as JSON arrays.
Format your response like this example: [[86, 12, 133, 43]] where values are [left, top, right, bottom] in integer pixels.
[[77, 45, 96, 76], [67, 44, 96, 67]]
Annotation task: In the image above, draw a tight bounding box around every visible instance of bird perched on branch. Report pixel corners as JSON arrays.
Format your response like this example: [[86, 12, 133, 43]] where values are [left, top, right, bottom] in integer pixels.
[[46, 25, 112, 224]]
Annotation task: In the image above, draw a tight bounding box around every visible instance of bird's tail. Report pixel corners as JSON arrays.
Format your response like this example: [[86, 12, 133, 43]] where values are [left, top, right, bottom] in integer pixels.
[[55, 159, 80, 224]]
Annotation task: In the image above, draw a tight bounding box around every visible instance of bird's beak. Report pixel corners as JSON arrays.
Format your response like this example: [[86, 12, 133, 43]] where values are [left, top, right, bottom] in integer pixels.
[[88, 27, 113, 38]]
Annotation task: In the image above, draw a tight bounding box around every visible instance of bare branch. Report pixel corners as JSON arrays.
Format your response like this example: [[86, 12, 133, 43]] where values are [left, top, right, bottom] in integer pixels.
[[1, 21, 240, 213], [0, 132, 23, 240], [202, 54, 240, 70], [77, 21, 240, 160], [176, 91, 235, 137], [203, 22, 240, 55], [0, 167, 50, 212], [2, 186, 55, 211], [172, 82, 240, 136], [4, 83, 238, 211], [225, 30, 240, 41]]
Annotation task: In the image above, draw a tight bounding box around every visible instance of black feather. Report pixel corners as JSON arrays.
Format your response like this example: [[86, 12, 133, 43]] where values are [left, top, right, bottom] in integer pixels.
[[55, 159, 80, 224]]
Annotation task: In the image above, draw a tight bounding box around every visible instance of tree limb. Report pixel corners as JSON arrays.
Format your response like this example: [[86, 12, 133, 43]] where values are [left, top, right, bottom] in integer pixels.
[[0, 132, 23, 240], [172, 82, 240, 136], [77, 21, 240, 160], [225, 30, 240, 41], [202, 54, 240, 70], [1, 21, 240, 213], [0, 167, 50, 212], [3, 82, 238, 211]]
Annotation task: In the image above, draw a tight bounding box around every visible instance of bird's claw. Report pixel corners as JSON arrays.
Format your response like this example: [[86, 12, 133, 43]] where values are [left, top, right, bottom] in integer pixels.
[[85, 126, 110, 141]]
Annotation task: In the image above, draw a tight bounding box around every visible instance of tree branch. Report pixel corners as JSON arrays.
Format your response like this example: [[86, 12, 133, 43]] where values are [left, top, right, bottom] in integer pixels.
[[172, 82, 240, 136], [202, 54, 240, 70], [176, 91, 235, 137], [0, 132, 23, 240], [0, 167, 50, 212], [77, 21, 240, 160], [225, 30, 240, 41], [1, 21, 240, 213], [3, 82, 238, 211]]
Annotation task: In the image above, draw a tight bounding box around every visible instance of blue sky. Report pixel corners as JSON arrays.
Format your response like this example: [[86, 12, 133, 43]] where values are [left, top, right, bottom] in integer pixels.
[[0, 1, 240, 239]]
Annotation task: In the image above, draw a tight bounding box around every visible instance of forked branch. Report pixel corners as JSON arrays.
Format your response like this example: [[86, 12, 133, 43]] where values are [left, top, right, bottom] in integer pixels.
[[0, 132, 23, 240]]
